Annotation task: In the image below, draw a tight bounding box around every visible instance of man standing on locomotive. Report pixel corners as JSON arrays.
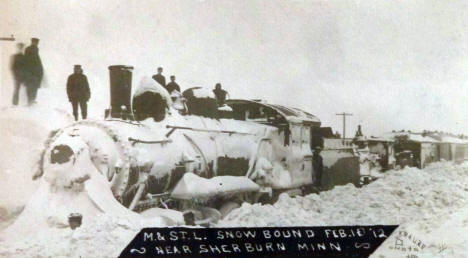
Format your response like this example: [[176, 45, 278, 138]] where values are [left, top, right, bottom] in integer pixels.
[[213, 83, 228, 106], [67, 65, 90, 121], [166, 75, 181, 94], [152, 67, 166, 87]]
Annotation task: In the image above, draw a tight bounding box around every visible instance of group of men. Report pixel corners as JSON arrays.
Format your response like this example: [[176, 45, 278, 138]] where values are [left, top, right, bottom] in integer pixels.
[[10, 37, 90, 121], [10, 38, 43, 105], [152, 67, 181, 94], [152, 67, 228, 105], [11, 42, 229, 121]]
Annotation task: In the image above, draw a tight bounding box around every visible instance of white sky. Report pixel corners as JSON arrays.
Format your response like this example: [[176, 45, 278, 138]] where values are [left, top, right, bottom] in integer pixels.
[[1, 0, 468, 137]]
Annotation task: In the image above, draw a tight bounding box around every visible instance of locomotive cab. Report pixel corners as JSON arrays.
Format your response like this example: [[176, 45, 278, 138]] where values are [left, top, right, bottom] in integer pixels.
[[223, 99, 320, 148], [222, 99, 321, 191]]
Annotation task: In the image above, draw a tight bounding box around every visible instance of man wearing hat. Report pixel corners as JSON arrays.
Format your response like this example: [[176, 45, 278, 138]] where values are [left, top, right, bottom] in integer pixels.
[[67, 65, 90, 121], [165, 75, 181, 94], [312, 147, 323, 188], [24, 38, 43, 105], [152, 67, 166, 87], [212, 83, 228, 106], [10, 43, 26, 105]]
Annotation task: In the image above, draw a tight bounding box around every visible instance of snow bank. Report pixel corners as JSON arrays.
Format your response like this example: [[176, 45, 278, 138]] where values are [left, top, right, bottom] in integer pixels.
[[370, 192, 468, 257], [370, 208, 468, 257], [218, 161, 468, 256], [0, 105, 72, 229], [218, 161, 468, 227], [0, 213, 162, 258]]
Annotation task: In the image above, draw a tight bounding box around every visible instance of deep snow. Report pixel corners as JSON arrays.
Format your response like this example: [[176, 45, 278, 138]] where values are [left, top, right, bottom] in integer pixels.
[[217, 161, 468, 257], [218, 162, 468, 227], [0, 104, 72, 230]]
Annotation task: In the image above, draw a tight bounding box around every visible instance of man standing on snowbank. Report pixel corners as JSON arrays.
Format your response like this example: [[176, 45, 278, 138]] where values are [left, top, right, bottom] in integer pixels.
[[10, 43, 26, 105], [24, 38, 43, 105], [67, 65, 90, 121]]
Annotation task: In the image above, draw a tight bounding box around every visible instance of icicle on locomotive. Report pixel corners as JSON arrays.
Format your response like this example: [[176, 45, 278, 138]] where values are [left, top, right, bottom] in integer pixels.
[[34, 65, 359, 223]]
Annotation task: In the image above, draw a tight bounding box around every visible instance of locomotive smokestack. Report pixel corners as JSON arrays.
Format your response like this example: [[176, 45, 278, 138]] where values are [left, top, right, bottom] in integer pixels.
[[108, 65, 134, 118]]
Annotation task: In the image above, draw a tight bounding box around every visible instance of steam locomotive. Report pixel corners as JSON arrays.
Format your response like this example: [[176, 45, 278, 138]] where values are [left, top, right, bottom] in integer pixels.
[[34, 65, 359, 223]]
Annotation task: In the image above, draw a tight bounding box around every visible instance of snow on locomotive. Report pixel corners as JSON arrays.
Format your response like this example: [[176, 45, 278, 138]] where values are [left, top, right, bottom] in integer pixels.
[[34, 65, 358, 223]]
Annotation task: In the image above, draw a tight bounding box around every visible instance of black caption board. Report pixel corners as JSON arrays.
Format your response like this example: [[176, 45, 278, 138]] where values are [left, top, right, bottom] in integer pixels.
[[119, 226, 397, 258]]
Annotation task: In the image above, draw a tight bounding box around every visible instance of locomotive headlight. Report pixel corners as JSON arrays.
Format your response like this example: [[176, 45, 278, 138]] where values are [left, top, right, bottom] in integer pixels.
[[43, 134, 92, 189]]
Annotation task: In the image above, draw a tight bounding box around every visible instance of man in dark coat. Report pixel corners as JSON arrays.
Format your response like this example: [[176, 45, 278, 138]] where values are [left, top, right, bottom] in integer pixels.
[[10, 43, 25, 105], [24, 38, 43, 105], [165, 75, 181, 94], [67, 65, 90, 121], [212, 83, 228, 106], [152, 67, 165, 87], [312, 147, 323, 187]]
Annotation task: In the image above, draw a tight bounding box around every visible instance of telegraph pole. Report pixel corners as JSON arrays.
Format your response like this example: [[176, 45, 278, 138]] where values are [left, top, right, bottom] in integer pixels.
[[336, 112, 353, 139]]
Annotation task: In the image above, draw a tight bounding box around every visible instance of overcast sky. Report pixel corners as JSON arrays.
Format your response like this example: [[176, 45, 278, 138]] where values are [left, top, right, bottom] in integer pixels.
[[2, 0, 468, 137]]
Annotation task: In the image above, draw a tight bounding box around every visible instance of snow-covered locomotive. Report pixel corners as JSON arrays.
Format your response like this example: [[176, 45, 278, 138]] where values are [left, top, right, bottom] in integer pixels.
[[34, 65, 358, 223]]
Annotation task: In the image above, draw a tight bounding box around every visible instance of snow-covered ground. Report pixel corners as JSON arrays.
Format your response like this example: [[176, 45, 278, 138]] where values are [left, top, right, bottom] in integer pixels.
[[0, 213, 166, 258], [370, 206, 468, 257], [2, 90, 468, 257], [218, 162, 468, 227], [217, 162, 468, 257], [0, 103, 73, 230]]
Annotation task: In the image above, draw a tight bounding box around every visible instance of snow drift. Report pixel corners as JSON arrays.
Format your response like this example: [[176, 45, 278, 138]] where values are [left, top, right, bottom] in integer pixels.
[[0, 104, 72, 229], [217, 162, 468, 227], [217, 162, 468, 256]]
